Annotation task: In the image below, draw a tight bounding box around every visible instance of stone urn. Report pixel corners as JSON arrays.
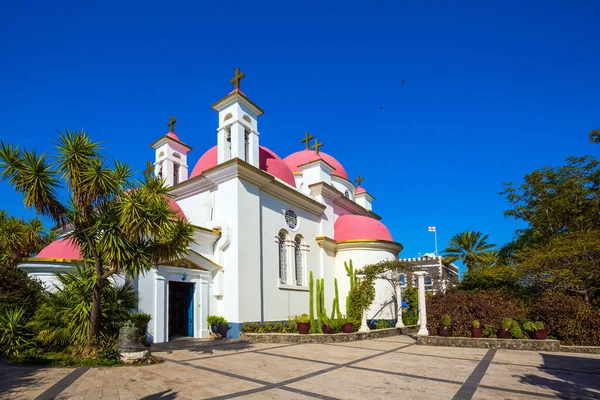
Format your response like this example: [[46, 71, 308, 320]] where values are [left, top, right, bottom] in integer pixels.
[[534, 329, 547, 340], [118, 326, 149, 363], [497, 328, 512, 339], [297, 322, 310, 334], [342, 323, 353, 333], [437, 326, 452, 337]]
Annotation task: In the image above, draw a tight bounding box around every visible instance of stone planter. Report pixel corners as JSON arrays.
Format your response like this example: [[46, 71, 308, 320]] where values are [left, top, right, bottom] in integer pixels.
[[297, 322, 310, 334], [210, 325, 219, 334], [437, 326, 452, 337], [534, 329, 547, 340], [497, 328, 512, 339], [323, 324, 334, 334], [342, 323, 353, 333], [471, 327, 483, 338]]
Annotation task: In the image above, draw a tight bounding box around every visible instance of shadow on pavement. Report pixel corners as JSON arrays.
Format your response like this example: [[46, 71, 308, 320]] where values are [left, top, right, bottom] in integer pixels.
[[518, 353, 600, 398], [141, 389, 180, 399], [151, 338, 252, 355], [0, 362, 43, 399]]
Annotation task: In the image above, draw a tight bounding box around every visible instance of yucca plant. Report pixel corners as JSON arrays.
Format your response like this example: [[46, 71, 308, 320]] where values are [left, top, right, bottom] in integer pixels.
[[28, 265, 137, 352], [0, 131, 194, 355], [0, 307, 30, 357]]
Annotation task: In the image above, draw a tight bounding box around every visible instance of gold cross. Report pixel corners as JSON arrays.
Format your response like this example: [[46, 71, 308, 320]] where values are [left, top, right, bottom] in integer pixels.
[[230, 68, 245, 90], [144, 161, 154, 178], [311, 139, 323, 155], [301, 131, 314, 150], [167, 116, 176, 132], [355, 174, 364, 186]]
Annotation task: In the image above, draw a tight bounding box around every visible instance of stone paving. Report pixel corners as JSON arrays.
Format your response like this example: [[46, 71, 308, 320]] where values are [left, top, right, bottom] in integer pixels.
[[2, 335, 600, 399]]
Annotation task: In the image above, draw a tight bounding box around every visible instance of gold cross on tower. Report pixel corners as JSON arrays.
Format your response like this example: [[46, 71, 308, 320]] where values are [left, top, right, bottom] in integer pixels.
[[355, 174, 364, 186], [301, 131, 314, 150], [311, 139, 323, 155], [230, 68, 245, 90], [167, 116, 177, 132]]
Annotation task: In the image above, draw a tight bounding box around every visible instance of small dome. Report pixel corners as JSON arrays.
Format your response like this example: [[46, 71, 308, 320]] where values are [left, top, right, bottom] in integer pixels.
[[355, 185, 366, 194], [334, 214, 393, 242], [36, 238, 82, 260], [283, 149, 349, 180], [189, 145, 296, 187]]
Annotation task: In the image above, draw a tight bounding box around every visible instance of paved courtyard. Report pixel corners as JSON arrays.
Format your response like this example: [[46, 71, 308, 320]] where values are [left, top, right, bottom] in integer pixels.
[[2, 335, 600, 399]]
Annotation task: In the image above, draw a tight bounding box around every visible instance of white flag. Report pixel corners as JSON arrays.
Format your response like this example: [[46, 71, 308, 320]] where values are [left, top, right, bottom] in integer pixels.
[[428, 226, 436, 232]]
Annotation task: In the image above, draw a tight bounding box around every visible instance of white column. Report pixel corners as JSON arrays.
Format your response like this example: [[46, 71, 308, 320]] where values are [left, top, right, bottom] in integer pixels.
[[285, 240, 296, 285], [248, 130, 260, 168], [359, 309, 370, 333], [415, 271, 428, 336], [230, 122, 245, 161], [154, 272, 167, 343], [395, 282, 405, 328], [217, 127, 229, 164]]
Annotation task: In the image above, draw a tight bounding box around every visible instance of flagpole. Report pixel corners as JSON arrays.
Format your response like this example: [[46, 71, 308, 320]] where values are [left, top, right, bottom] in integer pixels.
[[434, 229, 438, 257]]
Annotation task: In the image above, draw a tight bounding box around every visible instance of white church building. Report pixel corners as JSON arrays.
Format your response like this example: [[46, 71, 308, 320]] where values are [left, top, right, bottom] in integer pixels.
[[18, 70, 404, 342]]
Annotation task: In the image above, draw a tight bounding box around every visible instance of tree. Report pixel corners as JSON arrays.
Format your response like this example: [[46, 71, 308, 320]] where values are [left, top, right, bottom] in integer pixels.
[[589, 129, 600, 144], [0, 210, 56, 267], [442, 231, 497, 273], [0, 130, 194, 355], [501, 155, 600, 246]]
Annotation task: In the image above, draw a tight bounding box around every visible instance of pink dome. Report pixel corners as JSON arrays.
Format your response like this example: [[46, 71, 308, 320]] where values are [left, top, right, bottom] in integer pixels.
[[334, 214, 393, 242], [36, 238, 82, 260], [165, 197, 187, 221], [355, 185, 366, 194], [283, 149, 349, 180], [189, 145, 296, 187]]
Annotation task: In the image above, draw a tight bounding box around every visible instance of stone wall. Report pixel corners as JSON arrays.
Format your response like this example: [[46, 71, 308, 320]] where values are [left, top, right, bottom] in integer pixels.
[[417, 336, 561, 351], [239, 326, 415, 344]]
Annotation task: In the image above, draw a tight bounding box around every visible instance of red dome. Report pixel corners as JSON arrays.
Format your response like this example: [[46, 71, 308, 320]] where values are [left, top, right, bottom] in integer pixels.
[[189, 146, 296, 187], [36, 238, 82, 260], [165, 197, 187, 221], [283, 149, 349, 180], [355, 185, 366, 194], [166, 131, 181, 141], [334, 215, 393, 242]]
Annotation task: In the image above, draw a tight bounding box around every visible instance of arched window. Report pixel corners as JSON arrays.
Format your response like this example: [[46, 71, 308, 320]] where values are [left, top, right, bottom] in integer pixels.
[[294, 235, 303, 285], [278, 230, 287, 284]]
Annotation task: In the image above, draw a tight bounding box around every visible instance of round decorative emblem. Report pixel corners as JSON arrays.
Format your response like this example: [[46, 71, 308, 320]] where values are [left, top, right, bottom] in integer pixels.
[[285, 210, 298, 230]]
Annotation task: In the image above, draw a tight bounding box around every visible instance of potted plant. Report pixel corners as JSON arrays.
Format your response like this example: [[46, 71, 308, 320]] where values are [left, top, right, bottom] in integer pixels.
[[533, 321, 547, 340], [217, 317, 231, 338], [437, 315, 452, 337], [295, 314, 310, 334], [207, 315, 221, 334], [497, 318, 513, 339], [341, 317, 354, 333], [471, 320, 483, 338], [321, 315, 334, 334]]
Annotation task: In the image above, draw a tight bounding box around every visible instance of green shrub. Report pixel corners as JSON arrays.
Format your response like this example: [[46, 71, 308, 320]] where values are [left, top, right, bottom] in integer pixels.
[[472, 320, 480, 328], [482, 324, 496, 338], [240, 321, 293, 333], [534, 321, 544, 330], [0, 267, 43, 319], [95, 349, 121, 366], [441, 315, 451, 327], [17, 347, 50, 365], [530, 292, 600, 346], [522, 321, 537, 333], [0, 307, 30, 357], [375, 320, 390, 330], [329, 319, 346, 333], [501, 318, 513, 329], [426, 289, 527, 337], [510, 322, 523, 339], [207, 315, 227, 325]]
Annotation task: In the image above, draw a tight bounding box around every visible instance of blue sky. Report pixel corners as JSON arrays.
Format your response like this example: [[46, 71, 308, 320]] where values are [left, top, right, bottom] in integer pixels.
[[1, 1, 599, 274]]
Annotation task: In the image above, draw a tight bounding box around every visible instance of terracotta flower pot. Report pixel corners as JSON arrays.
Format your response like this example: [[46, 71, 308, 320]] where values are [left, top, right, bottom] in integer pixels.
[[342, 323, 353, 333], [497, 328, 512, 339], [297, 322, 310, 334], [437, 326, 452, 337], [322, 324, 334, 334], [471, 327, 483, 338], [534, 329, 547, 340]]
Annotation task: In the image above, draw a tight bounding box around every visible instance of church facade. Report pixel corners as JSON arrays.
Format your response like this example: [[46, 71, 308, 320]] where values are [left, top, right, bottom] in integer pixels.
[[18, 70, 403, 342]]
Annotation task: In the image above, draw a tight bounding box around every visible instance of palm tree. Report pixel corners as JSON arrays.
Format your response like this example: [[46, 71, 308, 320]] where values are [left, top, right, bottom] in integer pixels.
[[442, 231, 498, 273], [0, 130, 193, 355]]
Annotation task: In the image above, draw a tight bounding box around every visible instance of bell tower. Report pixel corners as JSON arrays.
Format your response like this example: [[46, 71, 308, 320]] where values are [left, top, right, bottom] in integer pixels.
[[212, 68, 264, 167], [150, 116, 193, 187]]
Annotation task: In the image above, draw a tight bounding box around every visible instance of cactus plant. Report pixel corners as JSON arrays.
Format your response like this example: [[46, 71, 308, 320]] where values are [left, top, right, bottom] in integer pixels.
[[472, 320, 480, 329], [309, 271, 316, 333], [441, 315, 451, 327], [344, 259, 357, 313], [330, 278, 342, 320], [316, 277, 323, 333]]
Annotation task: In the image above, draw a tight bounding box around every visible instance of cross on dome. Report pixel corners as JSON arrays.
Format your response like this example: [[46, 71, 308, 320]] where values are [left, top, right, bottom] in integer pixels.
[[301, 131, 314, 150], [230, 68, 245, 90], [355, 174, 365, 186], [167, 116, 176, 132], [311, 139, 323, 155]]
